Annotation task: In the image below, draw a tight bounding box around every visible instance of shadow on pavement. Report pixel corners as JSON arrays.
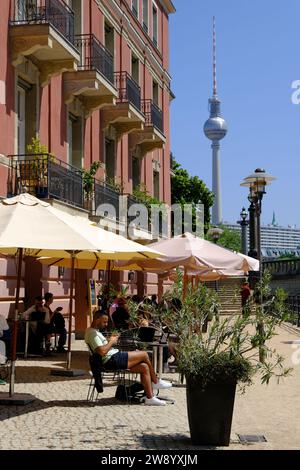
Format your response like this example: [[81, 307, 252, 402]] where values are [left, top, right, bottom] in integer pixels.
[[10, 366, 89, 383], [0, 396, 136, 421], [137, 432, 216, 450]]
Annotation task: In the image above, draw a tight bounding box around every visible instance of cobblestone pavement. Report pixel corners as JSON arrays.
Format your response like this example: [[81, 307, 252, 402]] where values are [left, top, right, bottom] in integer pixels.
[[1, 323, 300, 450]]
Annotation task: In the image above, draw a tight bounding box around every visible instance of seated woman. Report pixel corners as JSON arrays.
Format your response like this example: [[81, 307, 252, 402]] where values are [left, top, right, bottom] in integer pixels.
[[85, 311, 172, 406], [111, 298, 130, 331]]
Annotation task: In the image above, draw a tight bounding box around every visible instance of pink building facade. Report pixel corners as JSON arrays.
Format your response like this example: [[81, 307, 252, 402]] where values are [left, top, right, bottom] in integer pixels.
[[0, 0, 175, 335]]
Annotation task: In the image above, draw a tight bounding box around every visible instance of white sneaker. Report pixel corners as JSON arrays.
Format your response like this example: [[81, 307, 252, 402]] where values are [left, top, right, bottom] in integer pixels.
[[144, 396, 166, 406], [152, 379, 172, 390]]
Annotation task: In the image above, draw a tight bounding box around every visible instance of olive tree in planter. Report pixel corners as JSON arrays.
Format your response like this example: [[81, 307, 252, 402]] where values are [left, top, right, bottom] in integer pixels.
[[82, 161, 102, 211], [26, 137, 55, 198], [159, 274, 292, 446]]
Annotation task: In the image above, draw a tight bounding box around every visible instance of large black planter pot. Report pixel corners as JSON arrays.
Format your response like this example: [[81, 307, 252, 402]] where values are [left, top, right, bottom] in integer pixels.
[[186, 376, 236, 446]]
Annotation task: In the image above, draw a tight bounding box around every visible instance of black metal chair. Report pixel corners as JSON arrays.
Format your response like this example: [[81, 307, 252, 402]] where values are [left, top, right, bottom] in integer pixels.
[[86, 344, 134, 404], [87, 353, 104, 402]]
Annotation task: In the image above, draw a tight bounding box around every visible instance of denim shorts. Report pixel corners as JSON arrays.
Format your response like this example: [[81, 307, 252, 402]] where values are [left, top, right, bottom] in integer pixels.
[[104, 352, 128, 370]]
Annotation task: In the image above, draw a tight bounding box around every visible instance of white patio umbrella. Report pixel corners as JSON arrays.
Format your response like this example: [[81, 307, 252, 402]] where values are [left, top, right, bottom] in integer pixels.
[[0, 194, 162, 400], [113, 232, 259, 273]]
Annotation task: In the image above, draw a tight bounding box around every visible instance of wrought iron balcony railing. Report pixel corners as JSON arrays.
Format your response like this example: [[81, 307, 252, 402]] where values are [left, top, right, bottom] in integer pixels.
[[8, 154, 83, 208], [114, 72, 141, 111], [7, 154, 159, 234], [94, 180, 120, 219], [11, 0, 76, 46], [141, 99, 164, 134], [74, 34, 114, 85]]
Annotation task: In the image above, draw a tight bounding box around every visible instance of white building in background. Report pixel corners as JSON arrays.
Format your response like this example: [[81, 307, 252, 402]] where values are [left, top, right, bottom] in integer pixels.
[[224, 215, 300, 258]]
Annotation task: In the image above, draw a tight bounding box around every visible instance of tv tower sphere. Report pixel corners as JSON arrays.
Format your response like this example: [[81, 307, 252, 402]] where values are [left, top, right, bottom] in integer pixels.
[[204, 98, 228, 141]]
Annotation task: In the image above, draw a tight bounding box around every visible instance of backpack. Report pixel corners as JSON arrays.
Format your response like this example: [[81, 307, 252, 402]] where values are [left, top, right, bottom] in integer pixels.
[[115, 382, 144, 402]]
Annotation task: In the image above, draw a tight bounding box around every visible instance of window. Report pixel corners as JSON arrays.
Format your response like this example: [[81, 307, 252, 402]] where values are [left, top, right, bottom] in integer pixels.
[[68, 113, 83, 169], [71, 0, 82, 35], [152, 80, 159, 106], [132, 0, 138, 18], [152, 2, 158, 47], [131, 54, 139, 84], [105, 138, 116, 181], [105, 21, 114, 57], [132, 156, 141, 190], [153, 170, 159, 200], [142, 0, 148, 33]]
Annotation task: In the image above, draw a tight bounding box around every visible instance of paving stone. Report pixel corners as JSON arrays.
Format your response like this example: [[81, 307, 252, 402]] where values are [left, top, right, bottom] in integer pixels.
[[1, 326, 300, 449]]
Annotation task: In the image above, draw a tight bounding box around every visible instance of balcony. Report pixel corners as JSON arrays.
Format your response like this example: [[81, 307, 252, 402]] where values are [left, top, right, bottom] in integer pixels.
[[8, 154, 84, 208], [7, 154, 160, 237], [10, 0, 80, 86], [102, 72, 145, 139], [129, 100, 166, 156], [64, 34, 118, 117]]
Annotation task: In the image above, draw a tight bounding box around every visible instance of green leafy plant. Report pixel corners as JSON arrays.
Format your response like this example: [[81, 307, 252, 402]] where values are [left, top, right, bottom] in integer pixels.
[[106, 177, 124, 194], [133, 183, 163, 208], [25, 137, 55, 186], [82, 161, 102, 197], [156, 272, 292, 391], [171, 156, 214, 233], [206, 225, 242, 252], [27, 136, 48, 155]]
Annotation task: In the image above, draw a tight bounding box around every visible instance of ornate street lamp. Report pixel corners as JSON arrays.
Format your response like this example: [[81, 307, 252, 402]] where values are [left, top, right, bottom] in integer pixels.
[[237, 207, 249, 255], [208, 226, 223, 244], [240, 168, 276, 264], [240, 169, 276, 362]]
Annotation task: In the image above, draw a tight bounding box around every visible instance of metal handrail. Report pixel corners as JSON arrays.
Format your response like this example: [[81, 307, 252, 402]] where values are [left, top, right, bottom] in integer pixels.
[[114, 71, 141, 111], [141, 99, 164, 133], [11, 0, 76, 46], [74, 34, 114, 85], [7, 154, 83, 208]]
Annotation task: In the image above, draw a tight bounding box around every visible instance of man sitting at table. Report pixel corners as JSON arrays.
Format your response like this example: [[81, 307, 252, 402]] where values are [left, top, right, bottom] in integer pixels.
[[85, 311, 172, 406]]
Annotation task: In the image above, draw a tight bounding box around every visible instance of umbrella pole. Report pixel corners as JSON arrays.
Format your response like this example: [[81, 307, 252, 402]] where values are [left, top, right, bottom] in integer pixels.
[[66, 252, 75, 370], [0, 248, 36, 404], [51, 252, 85, 377], [9, 248, 23, 396]]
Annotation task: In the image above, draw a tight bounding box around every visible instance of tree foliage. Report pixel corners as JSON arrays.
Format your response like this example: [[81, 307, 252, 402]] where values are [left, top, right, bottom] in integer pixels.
[[206, 225, 242, 252], [171, 157, 214, 232]]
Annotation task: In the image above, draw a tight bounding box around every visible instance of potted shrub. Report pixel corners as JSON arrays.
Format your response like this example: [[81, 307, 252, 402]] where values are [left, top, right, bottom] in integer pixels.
[[82, 161, 102, 211], [26, 137, 55, 198], [158, 273, 292, 446]]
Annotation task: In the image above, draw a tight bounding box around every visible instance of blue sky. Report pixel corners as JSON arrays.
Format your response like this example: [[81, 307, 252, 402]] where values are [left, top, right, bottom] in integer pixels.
[[169, 0, 300, 227]]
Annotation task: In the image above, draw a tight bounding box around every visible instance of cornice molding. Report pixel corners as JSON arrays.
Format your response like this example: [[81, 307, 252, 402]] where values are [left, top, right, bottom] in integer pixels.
[[159, 0, 176, 14]]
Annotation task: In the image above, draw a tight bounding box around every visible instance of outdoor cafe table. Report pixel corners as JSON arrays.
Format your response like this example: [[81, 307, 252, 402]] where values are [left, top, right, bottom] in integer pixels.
[[136, 341, 167, 379]]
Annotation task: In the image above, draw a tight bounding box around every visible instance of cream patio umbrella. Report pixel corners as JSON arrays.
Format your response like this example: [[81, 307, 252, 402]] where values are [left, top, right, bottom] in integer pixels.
[[113, 232, 258, 273], [0, 194, 162, 402], [111, 232, 259, 299]]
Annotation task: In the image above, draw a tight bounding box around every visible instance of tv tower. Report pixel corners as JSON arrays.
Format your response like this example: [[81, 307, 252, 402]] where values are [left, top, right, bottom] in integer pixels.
[[203, 16, 228, 225]]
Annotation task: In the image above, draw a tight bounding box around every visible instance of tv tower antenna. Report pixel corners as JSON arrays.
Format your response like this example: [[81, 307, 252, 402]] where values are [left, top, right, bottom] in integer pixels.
[[203, 17, 228, 225]]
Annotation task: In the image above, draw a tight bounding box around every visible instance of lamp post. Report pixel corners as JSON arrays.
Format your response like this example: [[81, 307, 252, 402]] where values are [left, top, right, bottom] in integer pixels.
[[208, 226, 223, 244], [241, 168, 276, 362], [241, 168, 276, 264], [208, 226, 223, 293], [237, 207, 249, 255]]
